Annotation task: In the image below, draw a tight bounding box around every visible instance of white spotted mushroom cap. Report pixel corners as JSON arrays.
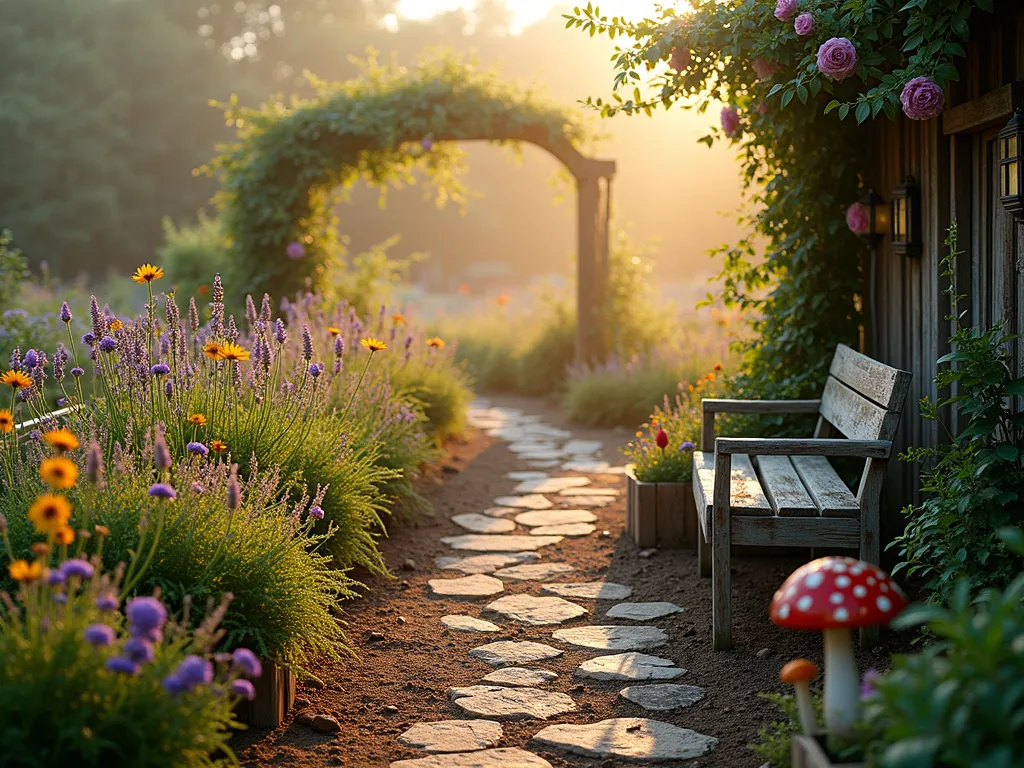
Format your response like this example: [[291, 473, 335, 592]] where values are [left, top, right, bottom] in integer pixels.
[[770, 556, 907, 630]]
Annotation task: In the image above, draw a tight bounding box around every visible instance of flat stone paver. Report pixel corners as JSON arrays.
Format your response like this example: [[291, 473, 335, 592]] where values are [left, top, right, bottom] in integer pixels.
[[390, 747, 553, 768], [551, 626, 668, 652], [492, 563, 576, 581], [561, 439, 603, 454], [517, 450, 566, 461], [606, 603, 685, 621], [442, 615, 501, 633], [436, 553, 538, 574], [481, 507, 520, 518], [507, 471, 549, 480], [561, 460, 611, 473], [452, 514, 517, 534], [542, 582, 633, 600], [493, 495, 553, 510], [554, 495, 614, 508], [526, 460, 561, 468], [531, 523, 596, 537], [515, 510, 597, 528], [398, 720, 503, 752], [482, 667, 558, 687], [514, 477, 591, 494], [508, 442, 558, 454], [575, 653, 685, 682], [619, 684, 706, 711], [441, 535, 563, 553], [530, 718, 717, 762], [559, 488, 620, 497], [485, 594, 588, 626], [469, 641, 564, 667], [449, 686, 576, 720], [429, 574, 505, 598]]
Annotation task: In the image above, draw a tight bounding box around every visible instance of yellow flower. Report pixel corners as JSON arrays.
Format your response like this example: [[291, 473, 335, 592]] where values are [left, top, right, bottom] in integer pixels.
[[8, 559, 42, 582], [0, 409, 13, 434], [0, 370, 32, 390], [28, 494, 73, 536], [328, 327, 342, 336], [43, 429, 79, 453], [40, 457, 78, 489], [187, 413, 207, 426], [360, 337, 387, 353], [210, 439, 228, 453], [426, 337, 445, 349], [54, 526, 75, 546], [132, 264, 165, 283], [203, 341, 224, 360], [109, 319, 124, 332], [219, 342, 250, 361], [392, 314, 406, 325]]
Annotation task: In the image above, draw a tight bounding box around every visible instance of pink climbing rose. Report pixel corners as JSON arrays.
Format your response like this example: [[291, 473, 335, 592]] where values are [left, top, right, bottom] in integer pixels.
[[900, 76, 945, 120], [846, 203, 871, 235], [670, 47, 692, 73], [721, 106, 740, 138], [817, 37, 858, 80], [794, 12, 815, 36], [774, 0, 798, 22], [286, 241, 305, 260]]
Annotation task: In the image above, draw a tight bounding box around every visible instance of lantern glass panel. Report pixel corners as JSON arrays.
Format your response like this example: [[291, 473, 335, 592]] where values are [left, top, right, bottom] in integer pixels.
[[895, 198, 907, 241], [1010, 161, 1019, 197]]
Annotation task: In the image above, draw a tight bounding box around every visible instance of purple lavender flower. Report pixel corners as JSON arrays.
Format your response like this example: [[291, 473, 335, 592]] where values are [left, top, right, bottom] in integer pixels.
[[147, 483, 176, 500], [309, 505, 325, 520], [98, 336, 116, 353], [59, 302, 72, 324], [90, 296, 103, 341], [260, 293, 272, 322], [106, 656, 139, 675], [153, 431, 172, 472], [274, 318, 287, 344], [96, 592, 119, 612], [126, 596, 167, 640], [230, 679, 257, 700], [151, 363, 170, 376], [308, 362, 321, 378], [334, 335, 344, 357], [189, 297, 200, 334], [84, 623, 116, 647], [301, 324, 313, 361], [164, 379, 173, 400], [123, 637, 155, 664], [23, 348, 38, 369], [232, 648, 263, 678], [173, 655, 214, 690], [86, 441, 104, 485], [28, 430, 41, 442], [60, 559, 95, 580], [227, 465, 241, 511], [71, 366, 84, 377], [81, 332, 95, 346], [187, 442, 209, 457]]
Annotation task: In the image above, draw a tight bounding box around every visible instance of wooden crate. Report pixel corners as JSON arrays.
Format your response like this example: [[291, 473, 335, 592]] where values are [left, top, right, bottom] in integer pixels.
[[791, 735, 866, 768], [625, 466, 697, 549], [237, 660, 296, 729]]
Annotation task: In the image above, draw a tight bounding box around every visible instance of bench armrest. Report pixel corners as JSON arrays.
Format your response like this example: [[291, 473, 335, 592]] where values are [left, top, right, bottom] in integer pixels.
[[701, 399, 821, 414], [714, 437, 891, 459]]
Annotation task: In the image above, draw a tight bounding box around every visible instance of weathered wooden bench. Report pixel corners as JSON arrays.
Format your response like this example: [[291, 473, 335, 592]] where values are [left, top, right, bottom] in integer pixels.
[[692, 344, 911, 651]]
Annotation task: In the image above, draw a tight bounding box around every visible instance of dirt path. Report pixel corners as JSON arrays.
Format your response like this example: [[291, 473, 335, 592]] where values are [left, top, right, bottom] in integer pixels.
[[236, 395, 890, 767]]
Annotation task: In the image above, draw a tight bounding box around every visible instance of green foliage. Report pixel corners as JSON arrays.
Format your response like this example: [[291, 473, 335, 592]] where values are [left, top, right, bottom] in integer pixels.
[[158, 214, 233, 310], [208, 49, 590, 300], [890, 224, 1024, 601], [513, 299, 578, 397], [387, 358, 471, 445], [861, 528, 1024, 767], [0, 230, 28, 308], [749, 691, 825, 768]]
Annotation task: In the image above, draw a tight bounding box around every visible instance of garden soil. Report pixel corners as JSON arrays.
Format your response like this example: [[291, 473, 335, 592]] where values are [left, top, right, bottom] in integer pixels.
[[234, 395, 897, 768]]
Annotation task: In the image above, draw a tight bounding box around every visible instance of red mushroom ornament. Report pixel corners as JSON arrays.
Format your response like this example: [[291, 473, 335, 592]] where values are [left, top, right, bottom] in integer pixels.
[[770, 556, 907, 739]]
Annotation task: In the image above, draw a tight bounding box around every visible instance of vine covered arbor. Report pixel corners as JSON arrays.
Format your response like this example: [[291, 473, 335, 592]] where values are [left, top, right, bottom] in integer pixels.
[[209, 53, 616, 363]]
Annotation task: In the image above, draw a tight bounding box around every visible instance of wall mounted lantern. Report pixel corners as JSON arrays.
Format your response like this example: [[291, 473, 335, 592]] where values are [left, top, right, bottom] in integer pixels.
[[890, 176, 922, 256], [998, 108, 1024, 218], [857, 188, 889, 246]]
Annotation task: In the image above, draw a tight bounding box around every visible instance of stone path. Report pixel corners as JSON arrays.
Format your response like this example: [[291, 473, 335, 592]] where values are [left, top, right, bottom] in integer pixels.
[[387, 401, 717, 766]]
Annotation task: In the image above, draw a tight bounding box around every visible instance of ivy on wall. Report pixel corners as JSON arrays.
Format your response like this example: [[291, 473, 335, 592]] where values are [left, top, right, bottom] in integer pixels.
[[206, 51, 591, 300]]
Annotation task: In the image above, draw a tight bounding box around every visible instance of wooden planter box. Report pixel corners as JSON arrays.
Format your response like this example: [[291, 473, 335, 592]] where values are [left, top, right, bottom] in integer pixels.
[[236, 660, 296, 729], [625, 466, 697, 549], [791, 735, 866, 768]]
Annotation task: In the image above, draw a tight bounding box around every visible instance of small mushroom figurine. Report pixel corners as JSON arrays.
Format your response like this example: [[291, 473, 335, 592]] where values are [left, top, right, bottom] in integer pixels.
[[769, 556, 907, 740], [780, 658, 819, 735]]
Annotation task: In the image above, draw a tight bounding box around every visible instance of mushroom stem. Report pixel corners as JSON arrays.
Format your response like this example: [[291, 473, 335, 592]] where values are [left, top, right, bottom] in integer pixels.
[[822, 627, 860, 739], [792, 680, 817, 735]]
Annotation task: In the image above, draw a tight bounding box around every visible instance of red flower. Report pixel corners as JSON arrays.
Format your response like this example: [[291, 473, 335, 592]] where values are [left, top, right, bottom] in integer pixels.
[[655, 429, 669, 449]]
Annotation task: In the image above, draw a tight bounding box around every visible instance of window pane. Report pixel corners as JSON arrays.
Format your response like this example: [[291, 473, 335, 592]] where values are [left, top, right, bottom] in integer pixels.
[[1010, 161, 1019, 196]]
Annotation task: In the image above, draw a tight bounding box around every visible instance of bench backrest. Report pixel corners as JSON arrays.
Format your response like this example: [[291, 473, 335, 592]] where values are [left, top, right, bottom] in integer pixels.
[[816, 345, 912, 443]]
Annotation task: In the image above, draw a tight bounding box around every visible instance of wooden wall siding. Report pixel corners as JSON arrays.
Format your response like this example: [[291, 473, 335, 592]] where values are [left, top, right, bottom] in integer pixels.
[[869, 5, 1024, 551]]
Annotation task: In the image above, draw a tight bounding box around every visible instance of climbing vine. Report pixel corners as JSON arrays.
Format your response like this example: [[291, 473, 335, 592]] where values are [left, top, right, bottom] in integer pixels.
[[206, 51, 591, 300], [566, 0, 989, 432]]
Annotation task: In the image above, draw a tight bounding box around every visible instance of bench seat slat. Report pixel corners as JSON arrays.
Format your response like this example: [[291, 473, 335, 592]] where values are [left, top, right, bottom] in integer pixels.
[[754, 455, 817, 517], [694, 452, 772, 540], [731, 516, 860, 548], [791, 456, 860, 518]]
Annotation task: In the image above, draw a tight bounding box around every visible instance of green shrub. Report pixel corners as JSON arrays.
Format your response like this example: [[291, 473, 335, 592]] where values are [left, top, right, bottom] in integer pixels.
[[157, 213, 232, 309], [387, 357, 471, 445], [513, 298, 576, 397], [749, 691, 825, 768]]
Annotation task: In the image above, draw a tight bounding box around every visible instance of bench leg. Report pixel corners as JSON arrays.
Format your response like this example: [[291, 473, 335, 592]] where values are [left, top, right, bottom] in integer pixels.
[[698, 528, 711, 578], [858, 470, 883, 649], [712, 451, 732, 651]]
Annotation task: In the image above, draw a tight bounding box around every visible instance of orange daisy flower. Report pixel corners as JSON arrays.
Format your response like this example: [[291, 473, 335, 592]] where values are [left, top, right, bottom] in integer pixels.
[[132, 264, 165, 283], [0, 370, 32, 390]]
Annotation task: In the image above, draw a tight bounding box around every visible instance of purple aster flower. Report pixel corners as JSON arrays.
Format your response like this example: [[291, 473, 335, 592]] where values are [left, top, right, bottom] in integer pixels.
[[309, 505, 325, 520], [60, 559, 95, 580], [23, 349, 38, 369], [106, 656, 139, 675], [53, 592, 67, 605], [232, 648, 263, 678], [174, 655, 214, 690], [230, 679, 257, 700], [81, 332, 95, 346], [151, 363, 170, 376], [286, 241, 305, 260], [59, 302, 72, 324], [187, 441, 209, 457], [680, 441, 696, 452], [162, 673, 187, 694], [84, 623, 116, 647], [98, 336, 116, 353], [56, 397, 67, 407], [70, 366, 84, 377], [47, 569, 65, 586], [123, 637, 155, 664], [126, 596, 167, 639], [96, 592, 119, 612], [147, 483, 176, 500]]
